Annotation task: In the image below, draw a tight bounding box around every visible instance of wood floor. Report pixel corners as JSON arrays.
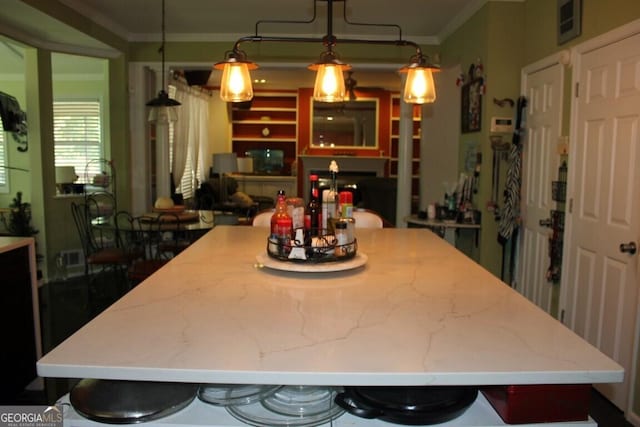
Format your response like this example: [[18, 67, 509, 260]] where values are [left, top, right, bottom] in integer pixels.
[[12, 275, 634, 426]]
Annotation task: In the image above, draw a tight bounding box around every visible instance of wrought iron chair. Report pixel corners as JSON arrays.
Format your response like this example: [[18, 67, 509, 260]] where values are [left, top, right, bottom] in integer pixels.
[[116, 212, 189, 286], [154, 212, 192, 259], [70, 201, 130, 306]]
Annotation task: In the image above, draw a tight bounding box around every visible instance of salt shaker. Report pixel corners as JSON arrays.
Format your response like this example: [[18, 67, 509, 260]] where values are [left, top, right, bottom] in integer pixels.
[[334, 220, 348, 257]]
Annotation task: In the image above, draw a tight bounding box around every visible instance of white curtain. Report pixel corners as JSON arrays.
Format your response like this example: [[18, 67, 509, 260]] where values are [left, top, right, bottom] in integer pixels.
[[172, 83, 210, 199]]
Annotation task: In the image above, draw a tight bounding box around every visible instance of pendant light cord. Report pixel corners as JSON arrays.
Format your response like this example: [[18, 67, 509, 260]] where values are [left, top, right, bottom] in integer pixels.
[[160, 0, 166, 90]]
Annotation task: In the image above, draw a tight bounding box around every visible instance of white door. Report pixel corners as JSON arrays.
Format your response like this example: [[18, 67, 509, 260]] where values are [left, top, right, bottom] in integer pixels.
[[562, 30, 640, 412], [518, 62, 563, 315]]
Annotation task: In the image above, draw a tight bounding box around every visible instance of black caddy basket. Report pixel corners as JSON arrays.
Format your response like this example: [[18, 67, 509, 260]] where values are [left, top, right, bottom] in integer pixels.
[[267, 229, 357, 263]]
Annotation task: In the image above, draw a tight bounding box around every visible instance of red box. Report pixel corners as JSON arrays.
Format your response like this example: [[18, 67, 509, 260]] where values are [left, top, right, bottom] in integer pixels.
[[481, 384, 591, 424]]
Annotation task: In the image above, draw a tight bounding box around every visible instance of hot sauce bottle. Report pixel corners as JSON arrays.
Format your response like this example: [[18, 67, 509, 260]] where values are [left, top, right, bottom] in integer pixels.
[[270, 190, 293, 256]]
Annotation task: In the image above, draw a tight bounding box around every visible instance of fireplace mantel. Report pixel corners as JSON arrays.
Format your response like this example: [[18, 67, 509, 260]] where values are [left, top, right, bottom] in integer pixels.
[[298, 155, 387, 198], [299, 155, 386, 176]]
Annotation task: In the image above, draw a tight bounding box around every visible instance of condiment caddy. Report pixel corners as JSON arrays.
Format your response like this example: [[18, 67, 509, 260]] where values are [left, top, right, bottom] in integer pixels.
[[266, 161, 358, 264]]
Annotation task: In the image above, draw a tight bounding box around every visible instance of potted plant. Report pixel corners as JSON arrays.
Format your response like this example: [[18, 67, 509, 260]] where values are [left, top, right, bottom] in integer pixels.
[[3, 191, 38, 237]]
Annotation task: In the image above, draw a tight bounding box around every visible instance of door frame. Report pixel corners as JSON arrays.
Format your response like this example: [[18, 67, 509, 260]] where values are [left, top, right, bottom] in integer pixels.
[[517, 52, 566, 315], [560, 17, 640, 423]]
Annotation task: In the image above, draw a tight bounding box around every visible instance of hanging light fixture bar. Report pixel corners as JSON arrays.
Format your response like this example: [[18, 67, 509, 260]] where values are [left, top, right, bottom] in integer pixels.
[[215, 0, 438, 104]]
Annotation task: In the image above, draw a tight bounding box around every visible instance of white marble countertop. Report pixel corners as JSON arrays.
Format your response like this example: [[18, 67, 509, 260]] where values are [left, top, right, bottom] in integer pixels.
[[37, 227, 622, 386]]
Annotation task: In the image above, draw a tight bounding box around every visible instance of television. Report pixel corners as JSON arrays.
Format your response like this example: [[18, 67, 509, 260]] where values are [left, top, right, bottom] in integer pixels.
[[0, 91, 27, 133], [245, 149, 284, 174]]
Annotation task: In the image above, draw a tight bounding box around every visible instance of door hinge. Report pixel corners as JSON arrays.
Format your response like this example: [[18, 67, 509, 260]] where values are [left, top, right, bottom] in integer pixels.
[[560, 309, 565, 323], [575, 82, 580, 98], [568, 198, 573, 213]]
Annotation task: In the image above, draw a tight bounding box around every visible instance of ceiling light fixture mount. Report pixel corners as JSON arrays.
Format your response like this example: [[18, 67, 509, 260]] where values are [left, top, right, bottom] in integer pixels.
[[215, 0, 438, 104], [146, 0, 180, 122]]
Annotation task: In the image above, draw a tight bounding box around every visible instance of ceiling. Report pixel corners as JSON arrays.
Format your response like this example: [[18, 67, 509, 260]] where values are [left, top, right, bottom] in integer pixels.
[[55, 0, 489, 44], [0, 0, 514, 89]]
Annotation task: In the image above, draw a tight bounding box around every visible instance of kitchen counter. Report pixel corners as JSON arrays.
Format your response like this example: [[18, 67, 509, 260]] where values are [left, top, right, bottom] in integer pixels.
[[37, 227, 622, 387]]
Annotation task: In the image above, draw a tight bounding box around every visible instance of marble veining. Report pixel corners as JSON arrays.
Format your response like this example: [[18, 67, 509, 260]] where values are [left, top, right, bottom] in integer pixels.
[[37, 227, 622, 387]]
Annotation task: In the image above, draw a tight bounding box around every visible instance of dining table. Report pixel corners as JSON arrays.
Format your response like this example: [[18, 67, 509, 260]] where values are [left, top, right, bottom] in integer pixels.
[[137, 209, 216, 232], [37, 226, 622, 426], [91, 209, 217, 246]]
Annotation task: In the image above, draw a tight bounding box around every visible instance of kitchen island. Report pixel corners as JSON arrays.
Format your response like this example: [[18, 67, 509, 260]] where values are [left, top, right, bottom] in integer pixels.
[[38, 227, 622, 425]]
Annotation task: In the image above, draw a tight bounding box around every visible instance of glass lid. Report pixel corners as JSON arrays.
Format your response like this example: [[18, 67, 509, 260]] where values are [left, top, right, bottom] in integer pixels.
[[226, 386, 344, 427], [198, 384, 282, 406], [261, 385, 340, 417]]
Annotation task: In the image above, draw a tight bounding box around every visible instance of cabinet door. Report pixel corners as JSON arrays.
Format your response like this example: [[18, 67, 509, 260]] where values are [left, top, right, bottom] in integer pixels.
[[0, 246, 37, 402]]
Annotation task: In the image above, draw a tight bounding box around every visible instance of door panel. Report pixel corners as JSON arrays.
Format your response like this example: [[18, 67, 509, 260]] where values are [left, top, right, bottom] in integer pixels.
[[564, 31, 640, 412], [519, 63, 563, 315], [572, 247, 596, 339]]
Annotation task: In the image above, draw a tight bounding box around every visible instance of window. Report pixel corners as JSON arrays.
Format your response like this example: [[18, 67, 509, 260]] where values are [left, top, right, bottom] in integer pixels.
[[53, 100, 102, 183], [0, 116, 8, 194]]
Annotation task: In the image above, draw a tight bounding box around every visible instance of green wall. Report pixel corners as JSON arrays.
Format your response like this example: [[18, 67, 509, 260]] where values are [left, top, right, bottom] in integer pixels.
[[440, 2, 525, 279], [524, 0, 640, 65]]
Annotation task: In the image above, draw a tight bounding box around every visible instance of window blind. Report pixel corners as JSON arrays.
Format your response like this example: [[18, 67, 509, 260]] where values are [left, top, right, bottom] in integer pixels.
[[0, 116, 8, 193], [53, 100, 102, 183]]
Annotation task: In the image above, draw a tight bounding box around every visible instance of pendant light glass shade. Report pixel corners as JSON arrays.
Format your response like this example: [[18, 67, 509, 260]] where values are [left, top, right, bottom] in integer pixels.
[[311, 63, 348, 102], [308, 50, 351, 103], [147, 104, 179, 123], [403, 67, 436, 104], [215, 51, 258, 102], [400, 56, 438, 104]]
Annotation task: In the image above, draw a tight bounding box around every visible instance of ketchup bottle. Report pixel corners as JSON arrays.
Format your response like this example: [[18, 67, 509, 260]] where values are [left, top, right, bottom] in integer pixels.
[[271, 190, 293, 255]]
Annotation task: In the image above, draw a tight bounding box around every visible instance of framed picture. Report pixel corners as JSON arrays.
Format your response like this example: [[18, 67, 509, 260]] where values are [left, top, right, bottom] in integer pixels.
[[461, 77, 483, 133], [557, 0, 582, 44]]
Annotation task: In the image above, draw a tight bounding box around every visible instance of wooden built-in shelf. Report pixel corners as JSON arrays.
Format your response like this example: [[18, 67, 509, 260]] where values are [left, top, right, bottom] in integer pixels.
[[230, 91, 298, 174]]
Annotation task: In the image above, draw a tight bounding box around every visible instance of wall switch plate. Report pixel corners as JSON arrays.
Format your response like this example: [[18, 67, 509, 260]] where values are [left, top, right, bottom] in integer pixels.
[[490, 116, 514, 133]]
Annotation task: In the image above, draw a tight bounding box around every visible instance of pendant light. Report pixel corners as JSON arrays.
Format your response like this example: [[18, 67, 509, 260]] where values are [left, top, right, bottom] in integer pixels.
[[146, 0, 180, 122], [216, 0, 438, 105], [214, 49, 258, 103], [308, 48, 351, 103], [306, 0, 350, 103], [400, 54, 438, 104]]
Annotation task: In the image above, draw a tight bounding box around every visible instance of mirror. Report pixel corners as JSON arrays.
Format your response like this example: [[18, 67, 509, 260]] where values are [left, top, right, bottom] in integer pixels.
[[311, 99, 378, 148]]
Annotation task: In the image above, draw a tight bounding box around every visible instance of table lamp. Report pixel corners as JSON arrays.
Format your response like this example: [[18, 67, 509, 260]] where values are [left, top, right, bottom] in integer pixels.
[[55, 166, 78, 194], [212, 153, 238, 202]]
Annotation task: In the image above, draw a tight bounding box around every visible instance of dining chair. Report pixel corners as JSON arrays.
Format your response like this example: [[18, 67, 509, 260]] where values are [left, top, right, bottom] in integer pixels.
[[154, 212, 192, 259], [252, 209, 274, 227], [70, 201, 131, 306], [352, 209, 385, 229], [116, 211, 171, 286]]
